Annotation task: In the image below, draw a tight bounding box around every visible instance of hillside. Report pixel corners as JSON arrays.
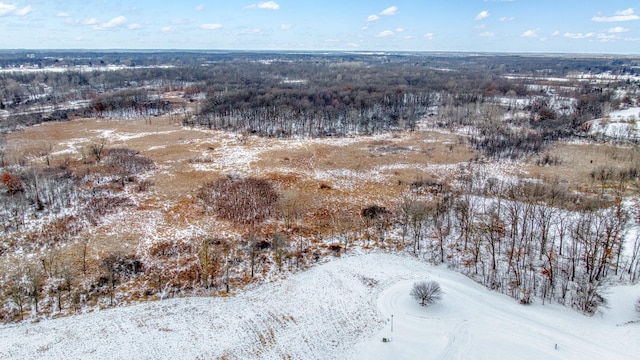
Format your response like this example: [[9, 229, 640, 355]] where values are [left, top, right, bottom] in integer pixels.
[[0, 253, 638, 359]]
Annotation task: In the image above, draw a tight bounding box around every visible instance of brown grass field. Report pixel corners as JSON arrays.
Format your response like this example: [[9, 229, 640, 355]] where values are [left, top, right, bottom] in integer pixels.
[[6, 115, 638, 249]]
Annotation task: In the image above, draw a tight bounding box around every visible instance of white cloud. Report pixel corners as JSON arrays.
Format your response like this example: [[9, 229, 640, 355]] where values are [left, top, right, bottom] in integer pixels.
[[0, 3, 30, 16], [259, 1, 279, 10], [475, 10, 489, 21], [127, 23, 142, 30], [162, 26, 177, 33], [552, 31, 560, 36], [521, 28, 540, 38], [424, 33, 434, 40], [56, 12, 70, 17], [367, 14, 379, 22], [83, 17, 98, 25], [376, 30, 395, 38], [195, 4, 204, 11], [597, 34, 618, 42], [499, 17, 514, 22], [366, 6, 398, 23], [380, 6, 398, 16], [241, 28, 263, 35], [201, 23, 223, 30], [592, 8, 639, 22], [479, 31, 495, 37], [403, 35, 413, 40], [245, 1, 280, 10], [280, 24, 291, 31], [15, 5, 30, 16], [564, 32, 596, 39], [608, 26, 629, 33], [395, 27, 404, 33], [0, 3, 16, 16], [94, 16, 127, 30]]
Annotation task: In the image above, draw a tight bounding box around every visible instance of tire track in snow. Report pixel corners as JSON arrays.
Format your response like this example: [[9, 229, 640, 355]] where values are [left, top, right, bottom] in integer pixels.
[[441, 320, 473, 360]]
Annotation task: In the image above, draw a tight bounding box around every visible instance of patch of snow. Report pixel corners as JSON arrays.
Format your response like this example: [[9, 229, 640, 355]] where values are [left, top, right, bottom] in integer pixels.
[[0, 65, 175, 74], [91, 129, 181, 143], [588, 108, 640, 140], [50, 138, 91, 156]]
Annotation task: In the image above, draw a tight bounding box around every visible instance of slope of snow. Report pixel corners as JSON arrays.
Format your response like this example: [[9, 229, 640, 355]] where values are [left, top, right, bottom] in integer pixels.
[[0, 253, 638, 359], [351, 270, 639, 360], [589, 107, 640, 140]]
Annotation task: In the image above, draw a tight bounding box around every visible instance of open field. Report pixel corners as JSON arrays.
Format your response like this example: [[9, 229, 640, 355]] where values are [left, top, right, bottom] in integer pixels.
[[7, 114, 640, 207], [3, 115, 482, 251], [3, 113, 639, 276]]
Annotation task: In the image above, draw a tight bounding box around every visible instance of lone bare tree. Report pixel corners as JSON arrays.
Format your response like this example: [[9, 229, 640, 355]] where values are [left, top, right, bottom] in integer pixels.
[[0, 133, 7, 167], [90, 138, 106, 163], [410, 280, 443, 306]]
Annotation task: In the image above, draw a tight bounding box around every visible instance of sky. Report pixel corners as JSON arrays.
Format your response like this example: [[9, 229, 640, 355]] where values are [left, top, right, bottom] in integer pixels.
[[0, 1, 639, 54]]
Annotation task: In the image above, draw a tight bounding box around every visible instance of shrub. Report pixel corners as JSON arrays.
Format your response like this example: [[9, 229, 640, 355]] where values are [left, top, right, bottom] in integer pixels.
[[361, 205, 390, 219], [1, 173, 24, 194], [410, 280, 443, 306], [197, 176, 279, 224]]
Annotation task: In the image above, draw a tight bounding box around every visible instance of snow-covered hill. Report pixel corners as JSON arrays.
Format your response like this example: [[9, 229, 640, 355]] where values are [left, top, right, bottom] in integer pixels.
[[0, 253, 638, 359], [588, 107, 640, 140]]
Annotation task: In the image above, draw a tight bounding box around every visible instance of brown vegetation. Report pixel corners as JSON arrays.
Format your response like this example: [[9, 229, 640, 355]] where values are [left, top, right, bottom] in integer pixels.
[[0, 107, 639, 321]]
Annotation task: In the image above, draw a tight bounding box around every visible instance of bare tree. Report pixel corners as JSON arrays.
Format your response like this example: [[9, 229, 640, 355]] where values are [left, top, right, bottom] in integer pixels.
[[25, 264, 43, 315], [90, 138, 106, 163], [591, 165, 614, 198], [272, 232, 289, 271], [39, 142, 53, 167], [198, 238, 216, 288], [396, 193, 413, 246], [408, 200, 429, 253], [279, 189, 304, 230], [7, 271, 28, 321], [628, 232, 640, 283], [360, 205, 390, 244], [0, 133, 7, 167], [410, 280, 443, 306]]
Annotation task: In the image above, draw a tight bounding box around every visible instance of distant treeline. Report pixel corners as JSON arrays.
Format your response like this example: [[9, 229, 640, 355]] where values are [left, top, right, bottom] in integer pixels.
[[2, 52, 639, 157], [1, 50, 638, 75]]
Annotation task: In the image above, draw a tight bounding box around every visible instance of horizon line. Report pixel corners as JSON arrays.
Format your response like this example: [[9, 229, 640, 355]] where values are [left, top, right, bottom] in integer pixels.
[[0, 48, 639, 57]]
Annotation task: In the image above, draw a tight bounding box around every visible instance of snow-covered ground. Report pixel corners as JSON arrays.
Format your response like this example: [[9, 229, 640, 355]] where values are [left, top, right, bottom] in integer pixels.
[[0, 253, 637, 359], [0, 65, 175, 74], [588, 107, 640, 140]]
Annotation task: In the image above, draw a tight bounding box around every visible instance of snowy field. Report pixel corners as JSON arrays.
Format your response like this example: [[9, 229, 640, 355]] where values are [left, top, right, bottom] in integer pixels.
[[589, 107, 640, 140], [0, 253, 638, 360]]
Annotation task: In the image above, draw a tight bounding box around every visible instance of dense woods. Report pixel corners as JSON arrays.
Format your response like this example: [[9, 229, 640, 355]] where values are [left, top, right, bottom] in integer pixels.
[[3, 51, 638, 151]]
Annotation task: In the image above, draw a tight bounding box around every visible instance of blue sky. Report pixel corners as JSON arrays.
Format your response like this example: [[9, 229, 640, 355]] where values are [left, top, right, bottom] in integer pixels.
[[0, 1, 638, 53]]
